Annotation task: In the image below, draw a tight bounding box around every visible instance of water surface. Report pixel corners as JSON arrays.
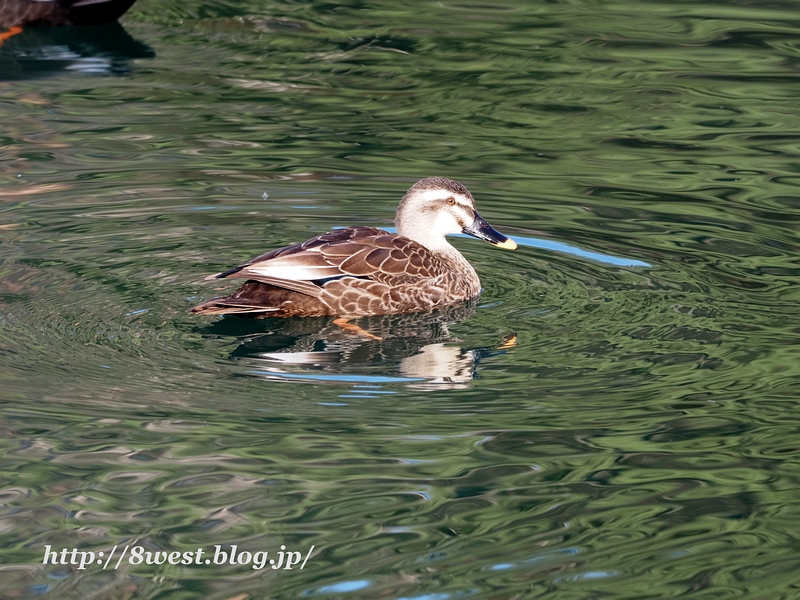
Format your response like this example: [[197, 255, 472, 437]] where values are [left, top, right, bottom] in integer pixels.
[[2, 0, 800, 598]]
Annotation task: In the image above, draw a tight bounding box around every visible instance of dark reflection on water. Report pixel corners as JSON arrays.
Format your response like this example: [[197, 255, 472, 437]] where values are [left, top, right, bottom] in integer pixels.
[[0, 22, 153, 80], [200, 300, 516, 389]]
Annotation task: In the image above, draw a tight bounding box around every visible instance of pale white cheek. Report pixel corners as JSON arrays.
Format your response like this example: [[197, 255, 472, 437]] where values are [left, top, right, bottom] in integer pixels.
[[431, 211, 462, 235]]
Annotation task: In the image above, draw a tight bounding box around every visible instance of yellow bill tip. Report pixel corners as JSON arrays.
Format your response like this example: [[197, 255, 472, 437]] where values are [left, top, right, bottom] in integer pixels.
[[496, 237, 518, 250], [498, 333, 517, 349]]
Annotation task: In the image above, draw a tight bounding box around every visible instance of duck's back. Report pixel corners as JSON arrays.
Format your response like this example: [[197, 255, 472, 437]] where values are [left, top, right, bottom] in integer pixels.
[[191, 226, 482, 318]]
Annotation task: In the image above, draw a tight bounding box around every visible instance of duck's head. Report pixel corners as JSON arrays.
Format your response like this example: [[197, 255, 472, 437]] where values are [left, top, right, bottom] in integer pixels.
[[395, 176, 517, 252]]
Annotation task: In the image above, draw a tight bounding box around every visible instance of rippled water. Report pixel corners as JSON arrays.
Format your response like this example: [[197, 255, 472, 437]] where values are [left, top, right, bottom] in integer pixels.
[[2, 0, 800, 597]]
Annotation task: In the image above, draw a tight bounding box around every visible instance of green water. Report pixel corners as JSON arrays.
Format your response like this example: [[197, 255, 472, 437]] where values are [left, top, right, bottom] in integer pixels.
[[2, 0, 800, 598]]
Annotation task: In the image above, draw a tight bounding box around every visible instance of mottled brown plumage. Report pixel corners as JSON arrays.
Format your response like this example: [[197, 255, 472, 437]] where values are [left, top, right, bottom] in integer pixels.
[[191, 177, 517, 318], [0, 0, 137, 29]]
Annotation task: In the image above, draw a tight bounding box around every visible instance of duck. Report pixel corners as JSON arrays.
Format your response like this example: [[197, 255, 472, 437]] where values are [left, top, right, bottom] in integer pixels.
[[191, 177, 517, 322], [0, 0, 138, 44]]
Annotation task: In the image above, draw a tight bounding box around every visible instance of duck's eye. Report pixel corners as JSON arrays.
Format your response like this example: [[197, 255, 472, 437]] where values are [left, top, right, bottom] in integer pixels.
[[446, 197, 456, 205]]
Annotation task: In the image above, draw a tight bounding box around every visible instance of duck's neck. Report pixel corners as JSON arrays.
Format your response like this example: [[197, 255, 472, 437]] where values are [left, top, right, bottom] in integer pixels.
[[434, 240, 477, 276], [410, 235, 480, 289], [396, 214, 480, 288]]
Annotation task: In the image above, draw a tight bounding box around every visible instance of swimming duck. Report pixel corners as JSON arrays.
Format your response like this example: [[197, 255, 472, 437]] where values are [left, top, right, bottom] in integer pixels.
[[0, 0, 138, 43], [191, 177, 517, 319]]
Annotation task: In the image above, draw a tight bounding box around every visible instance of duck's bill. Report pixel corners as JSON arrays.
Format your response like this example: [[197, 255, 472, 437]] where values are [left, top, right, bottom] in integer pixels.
[[463, 212, 518, 250]]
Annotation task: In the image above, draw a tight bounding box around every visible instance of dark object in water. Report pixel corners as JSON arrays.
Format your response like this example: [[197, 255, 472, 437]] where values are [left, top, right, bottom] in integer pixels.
[[1, 0, 138, 36], [0, 20, 153, 80]]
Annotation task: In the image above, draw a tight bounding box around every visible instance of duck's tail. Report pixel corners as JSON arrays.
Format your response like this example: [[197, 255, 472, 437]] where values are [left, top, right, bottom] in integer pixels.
[[190, 298, 280, 317], [190, 280, 332, 318]]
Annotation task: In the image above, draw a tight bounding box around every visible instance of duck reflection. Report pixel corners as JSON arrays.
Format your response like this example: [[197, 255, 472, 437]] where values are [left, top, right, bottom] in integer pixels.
[[0, 21, 153, 80], [199, 300, 515, 390]]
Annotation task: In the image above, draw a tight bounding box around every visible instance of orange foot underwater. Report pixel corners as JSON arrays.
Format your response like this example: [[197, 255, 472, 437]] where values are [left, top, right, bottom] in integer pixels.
[[333, 318, 383, 341], [0, 26, 23, 45]]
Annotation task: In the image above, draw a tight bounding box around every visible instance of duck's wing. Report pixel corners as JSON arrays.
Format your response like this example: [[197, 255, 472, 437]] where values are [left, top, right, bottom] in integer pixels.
[[205, 226, 450, 297], [1, 0, 54, 28]]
